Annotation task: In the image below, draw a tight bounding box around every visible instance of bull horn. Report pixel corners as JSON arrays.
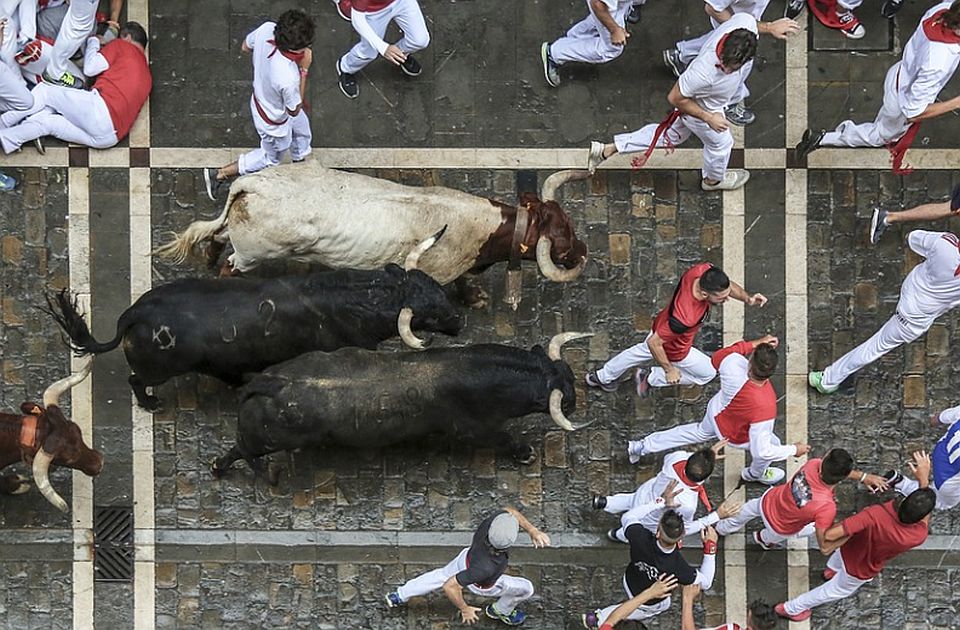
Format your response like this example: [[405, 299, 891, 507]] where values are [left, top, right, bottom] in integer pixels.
[[540, 169, 591, 203], [43, 355, 93, 408], [548, 390, 594, 432], [398, 307, 430, 350], [536, 236, 586, 282], [33, 448, 68, 513], [547, 332, 593, 361], [404, 225, 448, 271]]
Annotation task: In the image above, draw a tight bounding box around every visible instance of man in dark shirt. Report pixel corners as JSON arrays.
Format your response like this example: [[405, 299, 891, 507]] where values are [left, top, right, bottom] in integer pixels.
[[385, 507, 550, 626]]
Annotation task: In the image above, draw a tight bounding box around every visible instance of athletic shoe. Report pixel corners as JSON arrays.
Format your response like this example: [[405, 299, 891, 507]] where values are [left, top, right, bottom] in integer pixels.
[[337, 59, 359, 99], [743, 467, 786, 486], [581, 610, 601, 629], [42, 70, 84, 89], [384, 591, 403, 608], [775, 603, 812, 622], [591, 495, 607, 510], [0, 170, 16, 192], [485, 604, 527, 626], [33, 137, 45, 156], [701, 169, 750, 191], [606, 528, 626, 544], [836, 10, 866, 39], [333, 0, 352, 21], [808, 371, 838, 394], [625, 4, 642, 24], [585, 370, 619, 393], [634, 369, 651, 398], [203, 168, 224, 202], [627, 440, 645, 464], [662, 48, 687, 78], [587, 141, 606, 174], [869, 207, 889, 245], [541, 42, 560, 88], [796, 129, 825, 160], [399, 55, 422, 77], [823, 568, 838, 580], [881, 0, 903, 17], [883, 469, 904, 487], [724, 101, 756, 126], [785, 0, 806, 19], [753, 530, 783, 551]]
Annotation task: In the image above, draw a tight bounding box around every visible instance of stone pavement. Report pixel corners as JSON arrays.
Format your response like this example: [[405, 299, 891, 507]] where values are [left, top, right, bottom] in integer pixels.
[[1, 0, 960, 629]]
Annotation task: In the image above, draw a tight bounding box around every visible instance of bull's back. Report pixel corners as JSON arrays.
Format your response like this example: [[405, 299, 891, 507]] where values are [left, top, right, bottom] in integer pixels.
[[224, 162, 503, 283]]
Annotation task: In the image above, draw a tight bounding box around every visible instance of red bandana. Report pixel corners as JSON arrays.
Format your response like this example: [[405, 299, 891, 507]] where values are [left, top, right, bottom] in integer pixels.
[[923, 9, 960, 44], [673, 461, 713, 511], [631, 109, 681, 169], [267, 39, 306, 65], [715, 33, 731, 70]]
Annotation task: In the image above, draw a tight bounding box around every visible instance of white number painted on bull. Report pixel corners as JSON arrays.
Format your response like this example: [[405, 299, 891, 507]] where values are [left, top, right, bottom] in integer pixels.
[[152, 325, 176, 350], [259, 299, 276, 337]]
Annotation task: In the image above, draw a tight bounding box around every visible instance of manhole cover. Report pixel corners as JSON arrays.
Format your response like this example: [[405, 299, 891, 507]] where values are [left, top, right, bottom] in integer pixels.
[[94, 506, 134, 582]]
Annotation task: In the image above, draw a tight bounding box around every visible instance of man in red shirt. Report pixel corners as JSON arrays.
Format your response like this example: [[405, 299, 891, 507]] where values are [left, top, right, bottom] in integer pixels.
[[775, 455, 935, 621], [586, 264, 767, 401], [681, 584, 777, 630], [630, 335, 809, 483], [0, 21, 150, 153], [715, 449, 888, 550]]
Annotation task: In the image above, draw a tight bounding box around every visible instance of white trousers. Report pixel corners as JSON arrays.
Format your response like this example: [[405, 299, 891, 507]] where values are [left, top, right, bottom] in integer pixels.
[[0, 82, 116, 153], [641, 412, 775, 480], [46, 0, 97, 78], [822, 63, 910, 148], [895, 476, 960, 511], [0, 60, 31, 111], [821, 310, 931, 390], [395, 548, 534, 615], [238, 97, 312, 176], [604, 481, 666, 539], [549, 4, 629, 65], [614, 113, 734, 181], [597, 335, 717, 388], [714, 494, 816, 544], [597, 576, 671, 623], [339, 0, 430, 74], [783, 552, 870, 616]]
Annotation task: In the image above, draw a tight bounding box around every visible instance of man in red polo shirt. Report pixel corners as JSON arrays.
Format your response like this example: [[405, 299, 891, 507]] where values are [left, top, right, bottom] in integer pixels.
[[0, 21, 150, 153], [586, 263, 767, 399], [776, 454, 935, 622]]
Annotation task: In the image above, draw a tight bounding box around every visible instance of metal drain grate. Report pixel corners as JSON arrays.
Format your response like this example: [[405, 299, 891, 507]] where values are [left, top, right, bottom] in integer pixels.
[[94, 506, 134, 582]]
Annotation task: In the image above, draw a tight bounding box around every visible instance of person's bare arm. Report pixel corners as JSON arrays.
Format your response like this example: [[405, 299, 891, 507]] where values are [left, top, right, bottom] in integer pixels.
[[886, 201, 957, 224], [758, 17, 800, 38], [442, 576, 481, 625], [667, 82, 727, 132], [109, 0, 124, 24], [819, 522, 849, 555], [847, 469, 889, 494], [646, 332, 680, 384], [907, 95, 960, 123], [503, 506, 551, 547], [680, 583, 701, 630], [590, 0, 629, 45], [728, 280, 767, 306], [603, 575, 680, 628], [908, 450, 932, 489]]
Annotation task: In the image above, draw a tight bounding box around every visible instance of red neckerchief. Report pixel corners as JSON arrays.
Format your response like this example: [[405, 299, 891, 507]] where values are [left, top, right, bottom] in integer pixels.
[[886, 122, 920, 174], [19, 415, 39, 449], [714, 33, 731, 70], [923, 9, 960, 44], [673, 461, 713, 511], [267, 39, 305, 64], [631, 109, 681, 169]]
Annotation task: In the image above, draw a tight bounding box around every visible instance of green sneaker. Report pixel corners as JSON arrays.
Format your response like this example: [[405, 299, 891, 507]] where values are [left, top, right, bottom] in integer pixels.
[[42, 70, 85, 90], [808, 371, 838, 394]]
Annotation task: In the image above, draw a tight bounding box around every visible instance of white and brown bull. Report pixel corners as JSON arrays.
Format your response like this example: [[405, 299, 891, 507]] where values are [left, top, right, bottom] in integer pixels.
[[155, 163, 589, 307]]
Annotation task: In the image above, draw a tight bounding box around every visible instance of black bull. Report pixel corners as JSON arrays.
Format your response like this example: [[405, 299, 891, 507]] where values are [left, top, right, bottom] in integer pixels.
[[212, 333, 593, 476], [46, 265, 463, 411]]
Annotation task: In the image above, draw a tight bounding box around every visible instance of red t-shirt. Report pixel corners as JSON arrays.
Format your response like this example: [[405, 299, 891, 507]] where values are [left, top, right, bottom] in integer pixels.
[[710, 341, 778, 444], [94, 40, 153, 141], [761, 459, 836, 536], [651, 262, 713, 361], [352, 0, 396, 11], [839, 500, 929, 580]]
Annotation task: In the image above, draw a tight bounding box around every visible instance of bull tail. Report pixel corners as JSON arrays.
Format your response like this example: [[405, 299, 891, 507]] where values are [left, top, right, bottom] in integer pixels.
[[43, 289, 125, 356], [152, 199, 232, 264]]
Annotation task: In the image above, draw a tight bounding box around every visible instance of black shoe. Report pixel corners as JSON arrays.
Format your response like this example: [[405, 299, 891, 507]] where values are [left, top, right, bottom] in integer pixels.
[[625, 4, 642, 24], [881, 0, 903, 18], [203, 167, 224, 201], [883, 470, 904, 486], [869, 207, 889, 245], [606, 528, 626, 544], [591, 495, 607, 510], [795, 129, 825, 161], [399, 55, 422, 77], [662, 49, 687, 78], [785, 0, 806, 19], [337, 60, 359, 99]]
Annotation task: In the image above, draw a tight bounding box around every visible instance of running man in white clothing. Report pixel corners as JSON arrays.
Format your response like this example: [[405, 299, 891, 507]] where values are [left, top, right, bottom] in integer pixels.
[[809, 230, 960, 393], [203, 10, 314, 200], [797, 1, 960, 171], [870, 183, 960, 244], [629, 336, 810, 485], [886, 421, 960, 511], [540, 0, 634, 88], [585, 13, 757, 191]]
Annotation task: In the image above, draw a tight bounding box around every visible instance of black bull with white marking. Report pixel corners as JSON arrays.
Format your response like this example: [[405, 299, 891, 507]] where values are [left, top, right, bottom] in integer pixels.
[[45, 265, 463, 411], [212, 333, 593, 475]]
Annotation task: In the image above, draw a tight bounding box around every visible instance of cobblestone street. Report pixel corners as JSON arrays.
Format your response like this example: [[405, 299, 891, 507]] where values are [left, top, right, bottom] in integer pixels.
[[1, 0, 960, 629]]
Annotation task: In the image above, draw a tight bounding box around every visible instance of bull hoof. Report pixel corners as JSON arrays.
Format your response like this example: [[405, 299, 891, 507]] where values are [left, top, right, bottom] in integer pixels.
[[138, 396, 164, 413], [266, 463, 282, 486], [514, 445, 537, 466], [210, 459, 231, 478]]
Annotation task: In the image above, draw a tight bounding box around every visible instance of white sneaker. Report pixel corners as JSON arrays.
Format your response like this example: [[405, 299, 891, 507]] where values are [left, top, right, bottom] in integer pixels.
[[743, 467, 786, 486], [627, 440, 645, 464], [701, 169, 750, 191], [587, 141, 606, 174]]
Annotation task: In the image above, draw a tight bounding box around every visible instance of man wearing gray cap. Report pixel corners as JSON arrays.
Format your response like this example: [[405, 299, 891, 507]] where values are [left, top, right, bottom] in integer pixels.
[[385, 507, 550, 626]]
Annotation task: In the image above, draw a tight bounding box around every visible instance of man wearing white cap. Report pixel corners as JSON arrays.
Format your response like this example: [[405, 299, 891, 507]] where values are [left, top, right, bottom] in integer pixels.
[[385, 507, 550, 626]]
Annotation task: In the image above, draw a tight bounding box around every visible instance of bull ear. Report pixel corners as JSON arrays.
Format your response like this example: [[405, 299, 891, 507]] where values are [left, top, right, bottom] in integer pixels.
[[530, 344, 547, 357], [21, 402, 43, 415]]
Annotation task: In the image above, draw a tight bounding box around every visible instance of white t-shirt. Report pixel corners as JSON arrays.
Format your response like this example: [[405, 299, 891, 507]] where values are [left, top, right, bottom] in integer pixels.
[[245, 21, 301, 136], [706, 0, 770, 25], [897, 2, 960, 119], [678, 12, 757, 112], [898, 230, 960, 322]]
